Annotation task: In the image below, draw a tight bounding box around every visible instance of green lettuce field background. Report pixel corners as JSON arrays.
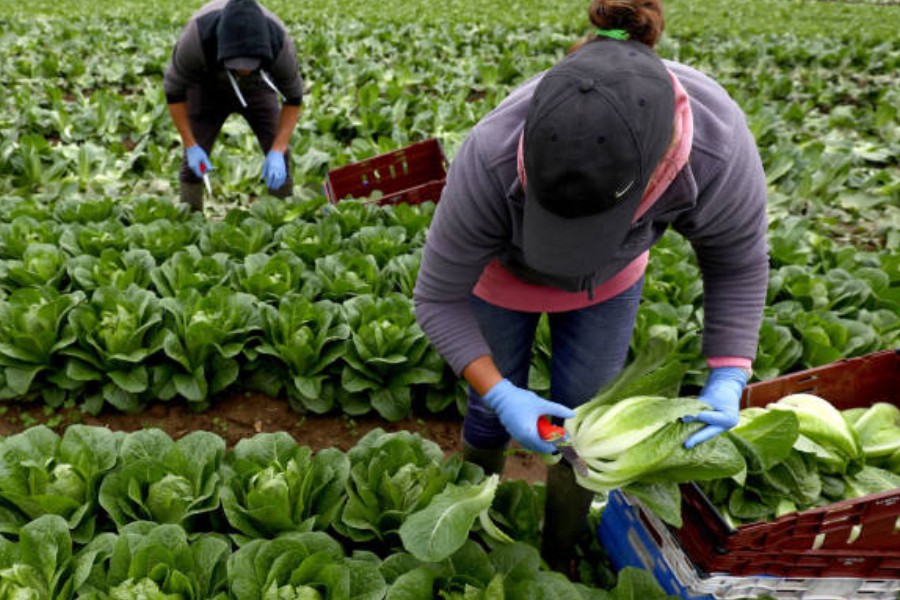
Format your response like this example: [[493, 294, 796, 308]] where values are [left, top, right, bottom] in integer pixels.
[[1, 0, 898, 417], [0, 0, 897, 597]]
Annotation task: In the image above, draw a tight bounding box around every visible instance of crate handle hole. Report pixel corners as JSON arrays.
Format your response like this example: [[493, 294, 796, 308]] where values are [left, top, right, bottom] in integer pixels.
[[812, 533, 825, 550], [626, 529, 656, 570], [796, 388, 817, 395]]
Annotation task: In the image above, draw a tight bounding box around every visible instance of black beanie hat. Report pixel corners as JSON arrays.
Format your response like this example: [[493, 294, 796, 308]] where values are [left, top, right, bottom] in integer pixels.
[[217, 0, 273, 66]]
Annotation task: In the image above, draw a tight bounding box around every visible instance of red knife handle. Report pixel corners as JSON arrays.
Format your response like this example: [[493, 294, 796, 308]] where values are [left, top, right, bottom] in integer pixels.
[[537, 416, 566, 442]]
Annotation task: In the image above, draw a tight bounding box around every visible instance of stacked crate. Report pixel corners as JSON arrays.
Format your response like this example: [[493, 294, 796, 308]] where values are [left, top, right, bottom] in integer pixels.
[[599, 349, 900, 600]]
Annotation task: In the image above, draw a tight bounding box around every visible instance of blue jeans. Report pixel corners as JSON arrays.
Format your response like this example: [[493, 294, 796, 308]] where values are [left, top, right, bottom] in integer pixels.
[[463, 278, 643, 449]]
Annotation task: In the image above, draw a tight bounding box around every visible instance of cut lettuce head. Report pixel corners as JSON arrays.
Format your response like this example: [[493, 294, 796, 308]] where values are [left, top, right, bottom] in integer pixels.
[[566, 394, 744, 527], [768, 393, 864, 474], [844, 402, 900, 460]]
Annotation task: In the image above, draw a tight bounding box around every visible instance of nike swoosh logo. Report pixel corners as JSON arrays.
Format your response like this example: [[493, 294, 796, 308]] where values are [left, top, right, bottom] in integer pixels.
[[615, 179, 635, 198]]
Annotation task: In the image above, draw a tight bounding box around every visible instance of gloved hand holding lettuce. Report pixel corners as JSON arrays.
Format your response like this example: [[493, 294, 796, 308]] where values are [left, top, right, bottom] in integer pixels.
[[473, 328, 748, 527], [535, 329, 746, 526], [683, 366, 750, 449], [556, 388, 744, 527], [565, 393, 745, 492]]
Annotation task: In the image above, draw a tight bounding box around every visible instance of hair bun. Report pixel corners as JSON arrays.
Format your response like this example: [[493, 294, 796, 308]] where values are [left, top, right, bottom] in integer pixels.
[[588, 0, 665, 48]]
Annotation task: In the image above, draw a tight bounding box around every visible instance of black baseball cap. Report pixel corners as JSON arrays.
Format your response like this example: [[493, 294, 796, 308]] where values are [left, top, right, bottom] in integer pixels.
[[521, 39, 675, 278]]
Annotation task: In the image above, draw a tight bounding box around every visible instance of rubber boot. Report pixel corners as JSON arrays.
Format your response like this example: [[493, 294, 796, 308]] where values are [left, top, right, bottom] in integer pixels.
[[541, 461, 595, 576], [461, 437, 508, 477], [179, 181, 204, 212]]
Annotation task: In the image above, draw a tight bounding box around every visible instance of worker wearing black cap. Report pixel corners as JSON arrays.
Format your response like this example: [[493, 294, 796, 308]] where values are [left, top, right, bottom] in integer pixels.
[[414, 0, 766, 575], [164, 0, 304, 210]]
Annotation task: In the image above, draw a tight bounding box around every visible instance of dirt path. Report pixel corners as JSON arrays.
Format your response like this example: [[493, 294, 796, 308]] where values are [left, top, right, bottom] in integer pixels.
[[0, 391, 548, 483]]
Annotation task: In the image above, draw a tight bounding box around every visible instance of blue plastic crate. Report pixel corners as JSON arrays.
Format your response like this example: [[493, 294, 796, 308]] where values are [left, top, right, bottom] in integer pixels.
[[597, 490, 900, 600], [598, 489, 714, 600]]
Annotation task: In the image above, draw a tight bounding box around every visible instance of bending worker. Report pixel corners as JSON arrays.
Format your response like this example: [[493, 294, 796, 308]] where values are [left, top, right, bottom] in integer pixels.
[[413, 0, 767, 574], [164, 0, 303, 210]]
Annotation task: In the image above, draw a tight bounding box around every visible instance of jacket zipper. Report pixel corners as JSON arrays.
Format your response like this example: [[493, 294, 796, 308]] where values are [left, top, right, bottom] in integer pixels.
[[580, 276, 595, 301]]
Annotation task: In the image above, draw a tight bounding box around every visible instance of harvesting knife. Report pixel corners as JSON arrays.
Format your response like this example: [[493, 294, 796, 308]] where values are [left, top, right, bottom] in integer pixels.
[[200, 163, 213, 198], [537, 416, 589, 478]]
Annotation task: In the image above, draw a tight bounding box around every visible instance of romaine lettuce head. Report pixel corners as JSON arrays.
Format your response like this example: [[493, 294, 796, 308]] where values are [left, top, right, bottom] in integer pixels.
[[845, 402, 900, 459], [74, 523, 229, 600], [98, 429, 224, 528], [221, 432, 349, 540], [0, 425, 121, 543], [337, 429, 482, 544], [567, 395, 745, 527], [769, 394, 864, 474], [228, 532, 385, 600], [0, 515, 78, 600]]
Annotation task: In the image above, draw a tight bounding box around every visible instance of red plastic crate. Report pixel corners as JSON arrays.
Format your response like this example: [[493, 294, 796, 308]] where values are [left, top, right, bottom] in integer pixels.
[[740, 349, 900, 410], [599, 490, 900, 598], [323, 139, 448, 206], [678, 484, 900, 577], [675, 349, 900, 578]]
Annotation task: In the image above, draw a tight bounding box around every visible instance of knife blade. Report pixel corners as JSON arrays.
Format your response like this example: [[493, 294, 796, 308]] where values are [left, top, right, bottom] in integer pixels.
[[200, 163, 213, 199], [537, 416, 589, 478]]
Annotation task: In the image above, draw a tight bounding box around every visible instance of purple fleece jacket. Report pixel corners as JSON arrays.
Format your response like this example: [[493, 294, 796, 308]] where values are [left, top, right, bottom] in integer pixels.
[[413, 60, 769, 376]]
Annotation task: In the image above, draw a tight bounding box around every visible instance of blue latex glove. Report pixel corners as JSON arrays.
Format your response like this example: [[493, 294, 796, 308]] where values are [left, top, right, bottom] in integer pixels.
[[185, 145, 212, 179], [683, 367, 750, 449], [481, 379, 576, 454], [262, 150, 287, 190]]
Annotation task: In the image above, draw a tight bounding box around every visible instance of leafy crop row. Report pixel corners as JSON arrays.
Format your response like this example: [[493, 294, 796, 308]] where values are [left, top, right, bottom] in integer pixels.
[[0, 3, 898, 418], [0, 196, 461, 419], [0, 424, 669, 599], [2, 16, 897, 248], [0, 193, 896, 418]]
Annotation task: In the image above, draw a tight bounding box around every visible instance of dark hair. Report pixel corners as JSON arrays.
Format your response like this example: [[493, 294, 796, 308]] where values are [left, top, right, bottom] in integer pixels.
[[570, 0, 665, 53]]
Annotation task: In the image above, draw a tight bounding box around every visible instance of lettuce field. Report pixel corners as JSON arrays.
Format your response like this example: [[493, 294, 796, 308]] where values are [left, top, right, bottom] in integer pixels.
[[0, 0, 898, 597]]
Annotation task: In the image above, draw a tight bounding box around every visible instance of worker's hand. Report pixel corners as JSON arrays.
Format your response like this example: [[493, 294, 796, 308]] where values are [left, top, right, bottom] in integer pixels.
[[684, 367, 749, 449], [481, 379, 575, 454], [262, 150, 287, 190], [185, 145, 212, 179]]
